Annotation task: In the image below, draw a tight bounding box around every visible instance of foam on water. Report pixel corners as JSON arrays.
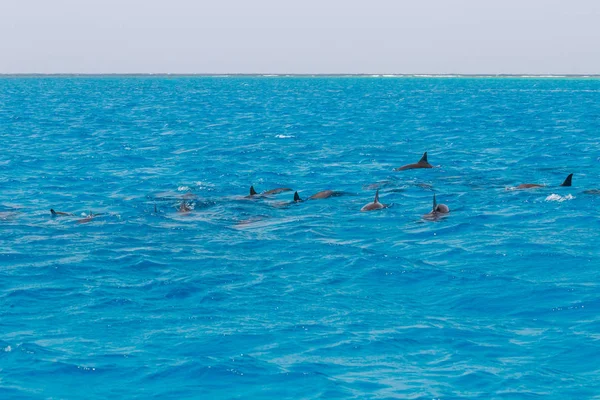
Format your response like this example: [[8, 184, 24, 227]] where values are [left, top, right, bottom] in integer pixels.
[[1, 76, 599, 399], [545, 193, 575, 202]]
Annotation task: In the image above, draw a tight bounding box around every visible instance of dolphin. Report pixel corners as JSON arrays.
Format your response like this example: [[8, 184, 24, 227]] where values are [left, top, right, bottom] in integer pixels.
[[245, 186, 293, 198], [268, 191, 304, 208], [77, 215, 94, 224], [291, 190, 343, 204], [515, 174, 573, 190], [234, 215, 269, 228], [584, 189, 600, 195], [360, 190, 388, 212], [309, 190, 345, 200], [561, 173, 573, 187], [244, 186, 259, 198], [76, 212, 104, 224], [0, 211, 18, 220], [51, 209, 104, 222], [394, 152, 433, 171], [263, 187, 293, 195], [294, 190, 347, 201], [50, 209, 73, 217], [178, 201, 192, 213], [424, 194, 450, 220]]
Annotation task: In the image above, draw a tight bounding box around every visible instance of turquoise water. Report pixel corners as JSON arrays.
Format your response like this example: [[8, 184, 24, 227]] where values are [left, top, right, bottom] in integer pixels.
[[1, 77, 599, 399]]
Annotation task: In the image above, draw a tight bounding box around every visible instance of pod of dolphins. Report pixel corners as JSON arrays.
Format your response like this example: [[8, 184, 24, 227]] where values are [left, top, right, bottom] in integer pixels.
[[47, 151, 580, 223]]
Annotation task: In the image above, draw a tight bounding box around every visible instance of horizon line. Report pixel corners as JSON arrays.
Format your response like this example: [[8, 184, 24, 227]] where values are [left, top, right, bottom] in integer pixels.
[[0, 73, 599, 78]]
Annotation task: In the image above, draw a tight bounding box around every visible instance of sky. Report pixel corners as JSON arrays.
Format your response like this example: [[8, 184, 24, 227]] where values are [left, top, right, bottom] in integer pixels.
[[1, 0, 599, 74]]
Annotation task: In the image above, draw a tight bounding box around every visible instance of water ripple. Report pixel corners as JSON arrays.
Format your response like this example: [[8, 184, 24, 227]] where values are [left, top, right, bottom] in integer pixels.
[[1, 77, 599, 398]]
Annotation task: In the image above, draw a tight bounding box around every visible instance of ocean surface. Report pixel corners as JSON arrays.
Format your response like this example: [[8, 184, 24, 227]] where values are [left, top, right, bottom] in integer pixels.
[[1, 76, 599, 399]]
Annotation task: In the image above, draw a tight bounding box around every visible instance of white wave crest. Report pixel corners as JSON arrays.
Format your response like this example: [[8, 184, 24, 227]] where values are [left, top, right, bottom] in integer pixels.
[[275, 134, 294, 139], [195, 181, 214, 187], [195, 181, 215, 191], [178, 186, 191, 192], [545, 194, 574, 202]]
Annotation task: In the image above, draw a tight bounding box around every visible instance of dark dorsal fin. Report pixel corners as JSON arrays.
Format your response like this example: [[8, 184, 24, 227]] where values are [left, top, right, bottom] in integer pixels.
[[418, 152, 428, 164], [154, 204, 158, 214], [294, 191, 301, 202], [560, 173, 573, 187], [432, 194, 437, 212], [250, 186, 257, 196], [374, 189, 380, 203], [50, 209, 56, 215]]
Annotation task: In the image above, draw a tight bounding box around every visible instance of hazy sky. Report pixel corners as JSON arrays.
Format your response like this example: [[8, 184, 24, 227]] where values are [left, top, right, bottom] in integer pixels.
[[1, 0, 599, 74]]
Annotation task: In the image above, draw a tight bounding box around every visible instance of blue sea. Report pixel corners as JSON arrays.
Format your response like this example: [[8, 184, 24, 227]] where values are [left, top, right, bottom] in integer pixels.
[[1, 76, 599, 399]]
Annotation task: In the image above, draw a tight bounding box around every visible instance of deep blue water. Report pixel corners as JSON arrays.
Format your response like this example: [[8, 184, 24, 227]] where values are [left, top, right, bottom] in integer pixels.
[[1, 76, 600, 399]]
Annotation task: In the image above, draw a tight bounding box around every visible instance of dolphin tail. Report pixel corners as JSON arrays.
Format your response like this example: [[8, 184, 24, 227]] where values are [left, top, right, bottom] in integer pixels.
[[250, 186, 257, 196], [374, 189, 380, 203], [294, 191, 301, 202], [418, 152, 428, 164], [560, 174, 573, 187], [50, 209, 57, 216], [432, 194, 437, 212]]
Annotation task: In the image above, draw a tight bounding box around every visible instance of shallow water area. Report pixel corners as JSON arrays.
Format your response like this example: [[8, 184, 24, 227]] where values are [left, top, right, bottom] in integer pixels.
[[1, 76, 600, 399]]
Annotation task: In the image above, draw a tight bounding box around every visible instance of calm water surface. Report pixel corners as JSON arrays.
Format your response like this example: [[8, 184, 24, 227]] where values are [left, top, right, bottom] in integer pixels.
[[1, 77, 600, 399]]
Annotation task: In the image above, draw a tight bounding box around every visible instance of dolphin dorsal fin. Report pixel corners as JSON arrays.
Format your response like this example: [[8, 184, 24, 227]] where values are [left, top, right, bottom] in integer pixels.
[[374, 189, 380, 203], [294, 191, 301, 202], [418, 152, 428, 164], [50, 209, 56, 215], [433, 194, 437, 212], [250, 186, 257, 196], [560, 173, 573, 187]]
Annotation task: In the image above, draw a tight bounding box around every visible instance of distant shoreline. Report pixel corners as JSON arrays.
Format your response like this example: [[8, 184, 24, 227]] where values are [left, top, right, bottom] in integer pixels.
[[0, 73, 599, 78]]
